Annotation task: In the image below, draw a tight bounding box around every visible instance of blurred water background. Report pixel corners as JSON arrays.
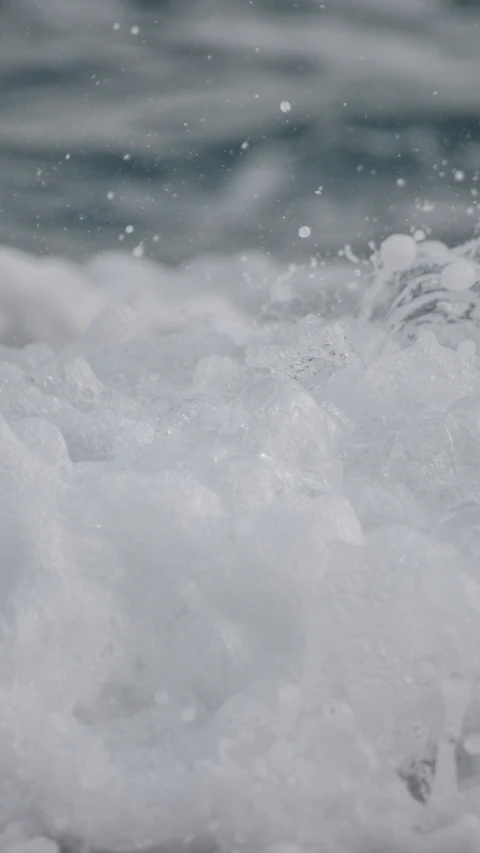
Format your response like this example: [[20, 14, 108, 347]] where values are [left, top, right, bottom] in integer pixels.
[[1, 0, 480, 264]]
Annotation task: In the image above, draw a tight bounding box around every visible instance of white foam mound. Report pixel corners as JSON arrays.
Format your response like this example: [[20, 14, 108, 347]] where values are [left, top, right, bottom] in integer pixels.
[[1, 238, 480, 853]]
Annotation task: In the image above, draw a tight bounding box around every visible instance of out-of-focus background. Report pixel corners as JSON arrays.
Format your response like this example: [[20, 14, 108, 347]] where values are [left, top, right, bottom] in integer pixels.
[[1, 0, 480, 264]]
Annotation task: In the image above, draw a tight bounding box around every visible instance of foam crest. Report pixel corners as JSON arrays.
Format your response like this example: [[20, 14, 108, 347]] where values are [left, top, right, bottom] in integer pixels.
[[0, 239, 478, 852]]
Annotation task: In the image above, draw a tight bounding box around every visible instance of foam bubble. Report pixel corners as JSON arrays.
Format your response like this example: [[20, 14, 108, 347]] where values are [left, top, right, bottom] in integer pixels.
[[441, 259, 477, 292], [380, 233, 417, 271], [298, 225, 311, 238]]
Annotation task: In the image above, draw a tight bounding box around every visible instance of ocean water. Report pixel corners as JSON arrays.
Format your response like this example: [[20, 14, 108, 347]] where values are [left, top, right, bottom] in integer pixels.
[[1, 0, 480, 263], [2, 3, 480, 853]]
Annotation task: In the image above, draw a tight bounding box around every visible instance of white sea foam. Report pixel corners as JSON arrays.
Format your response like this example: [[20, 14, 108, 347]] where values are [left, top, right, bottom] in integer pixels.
[[0, 238, 479, 852]]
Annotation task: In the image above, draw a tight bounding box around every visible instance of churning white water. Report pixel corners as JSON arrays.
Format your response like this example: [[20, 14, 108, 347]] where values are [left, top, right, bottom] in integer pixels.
[[0, 237, 480, 853]]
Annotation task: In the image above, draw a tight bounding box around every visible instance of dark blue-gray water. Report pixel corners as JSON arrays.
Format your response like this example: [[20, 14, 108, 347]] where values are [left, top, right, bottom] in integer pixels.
[[1, 0, 480, 263]]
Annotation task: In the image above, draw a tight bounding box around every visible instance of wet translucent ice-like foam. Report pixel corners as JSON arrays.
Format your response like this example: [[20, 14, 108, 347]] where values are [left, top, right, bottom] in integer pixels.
[[0, 238, 479, 852]]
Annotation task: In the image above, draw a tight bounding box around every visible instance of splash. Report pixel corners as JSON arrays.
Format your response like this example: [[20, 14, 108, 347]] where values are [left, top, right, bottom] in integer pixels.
[[0, 238, 479, 853]]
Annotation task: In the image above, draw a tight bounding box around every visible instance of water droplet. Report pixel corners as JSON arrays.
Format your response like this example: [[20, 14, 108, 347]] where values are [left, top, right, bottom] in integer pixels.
[[298, 225, 311, 239], [280, 101, 291, 113]]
